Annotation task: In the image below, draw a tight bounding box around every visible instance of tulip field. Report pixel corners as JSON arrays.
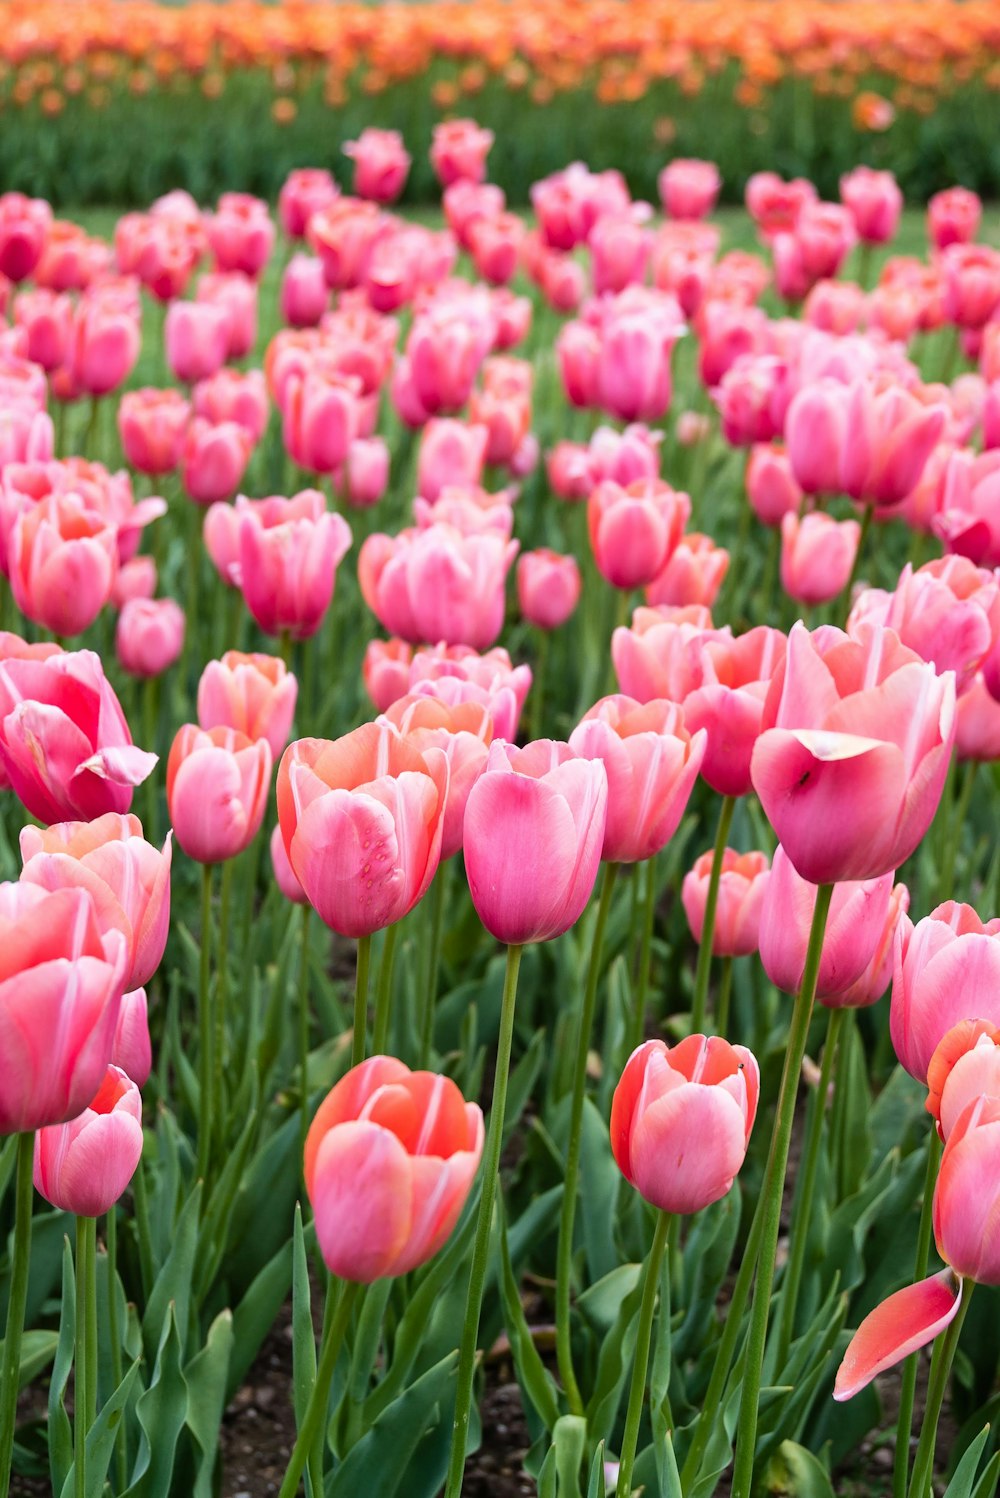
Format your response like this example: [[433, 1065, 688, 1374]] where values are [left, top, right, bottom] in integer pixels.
[[5, 33, 1000, 1498]]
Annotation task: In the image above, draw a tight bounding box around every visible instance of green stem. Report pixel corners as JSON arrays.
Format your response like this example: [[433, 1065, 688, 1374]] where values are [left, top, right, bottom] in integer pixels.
[[616, 1212, 673, 1498], [629, 856, 657, 1059], [298, 905, 312, 1173], [197, 863, 214, 1181], [607, 588, 632, 696], [943, 758, 975, 900], [907, 1282, 972, 1498], [74, 1217, 89, 1498], [528, 629, 550, 743], [893, 1129, 944, 1498], [843, 503, 873, 606], [443, 944, 524, 1498], [213, 858, 234, 1164], [351, 935, 372, 1068], [84, 1217, 97, 1428], [371, 923, 399, 1056], [830, 1008, 857, 1202], [0, 1132, 34, 1498], [690, 796, 736, 1035], [775, 1006, 845, 1366], [419, 862, 449, 1067], [278, 1278, 360, 1498], [715, 957, 734, 1038], [132, 1161, 155, 1303], [106, 1211, 127, 1493], [730, 882, 834, 1498], [556, 863, 619, 1415]]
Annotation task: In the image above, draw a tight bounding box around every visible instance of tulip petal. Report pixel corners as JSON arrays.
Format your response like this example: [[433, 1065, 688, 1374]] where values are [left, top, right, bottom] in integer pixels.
[[833, 1271, 962, 1401]]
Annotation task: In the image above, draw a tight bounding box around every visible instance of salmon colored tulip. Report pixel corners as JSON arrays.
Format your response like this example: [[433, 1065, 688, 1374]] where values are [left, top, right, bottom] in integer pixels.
[[20, 813, 171, 993], [0, 882, 127, 1134], [934, 1095, 1000, 1284], [379, 694, 493, 861], [167, 725, 272, 865], [891, 901, 1000, 1084], [646, 533, 729, 610], [925, 1021, 1000, 1143], [305, 1056, 484, 1282], [33, 1064, 143, 1216], [682, 849, 770, 958], [0, 649, 157, 825], [197, 651, 298, 760], [750, 622, 956, 884], [118, 388, 190, 475], [833, 1269, 962, 1402], [277, 722, 449, 938], [569, 695, 705, 864], [611, 1035, 759, 1214], [111, 986, 151, 1088], [462, 739, 607, 945]]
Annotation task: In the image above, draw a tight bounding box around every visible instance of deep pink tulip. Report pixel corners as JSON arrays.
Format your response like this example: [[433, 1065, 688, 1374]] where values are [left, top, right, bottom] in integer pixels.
[[596, 298, 684, 423], [283, 367, 359, 477], [517, 549, 581, 630], [463, 739, 607, 945], [167, 724, 271, 865], [238, 490, 351, 640], [935, 449, 1000, 567], [780, 511, 860, 606], [344, 128, 411, 204], [682, 849, 769, 958], [714, 355, 790, 447], [205, 193, 275, 278], [840, 167, 902, 245], [417, 420, 488, 504], [772, 203, 857, 300], [682, 626, 787, 797], [197, 650, 298, 760], [785, 378, 850, 496], [658, 160, 721, 221], [430, 119, 494, 187], [34, 1065, 143, 1216], [118, 388, 191, 476], [759, 846, 894, 1000], [13, 289, 73, 372], [278, 168, 339, 241], [165, 300, 230, 385], [611, 1035, 759, 1214], [588, 477, 689, 590], [115, 597, 185, 679], [942, 244, 1000, 330], [359, 523, 517, 650], [305, 1057, 484, 1282], [469, 213, 525, 287], [0, 882, 127, 1134], [928, 187, 981, 251], [405, 301, 493, 417], [646, 533, 729, 610], [63, 293, 140, 399], [745, 172, 818, 241], [277, 723, 448, 937], [750, 622, 956, 884], [182, 418, 252, 506], [280, 255, 329, 328], [0, 194, 51, 283], [8, 492, 117, 636], [112, 986, 151, 1087], [569, 696, 705, 864], [891, 901, 1000, 1084], [193, 367, 269, 444]]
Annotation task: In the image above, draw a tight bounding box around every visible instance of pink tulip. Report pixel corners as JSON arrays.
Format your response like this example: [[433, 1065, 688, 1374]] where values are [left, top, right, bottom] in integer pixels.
[[942, 244, 1000, 330], [785, 379, 850, 496], [0, 882, 127, 1133], [925, 1022, 1000, 1144], [714, 355, 790, 447], [646, 533, 729, 610], [343, 438, 390, 509], [682, 849, 770, 958], [35, 221, 109, 293], [759, 846, 894, 1000], [277, 722, 448, 937], [308, 198, 384, 292], [182, 418, 252, 506], [590, 215, 652, 295], [282, 367, 359, 476], [891, 901, 1000, 1084], [364, 640, 530, 740], [205, 192, 275, 278], [165, 300, 230, 385], [469, 213, 525, 287], [839, 167, 902, 245], [804, 280, 867, 334], [13, 289, 73, 372], [62, 292, 140, 399], [928, 187, 981, 251], [830, 881, 910, 1009], [0, 194, 51, 282], [612, 605, 719, 704], [872, 557, 1000, 696], [840, 379, 948, 509], [270, 822, 307, 905], [517, 549, 581, 630], [417, 420, 488, 504], [112, 986, 152, 1087], [611, 1035, 759, 1213], [280, 255, 329, 328], [305, 1056, 484, 1282], [780, 511, 860, 607], [359, 523, 517, 651], [197, 650, 298, 760], [956, 673, 1000, 761], [379, 694, 493, 860], [344, 128, 411, 204], [934, 1095, 1000, 1284], [772, 203, 857, 301], [193, 367, 269, 444], [596, 297, 684, 423], [238, 490, 352, 640], [658, 160, 721, 221], [167, 724, 271, 865], [115, 597, 185, 679], [750, 621, 956, 884], [111, 556, 157, 610], [569, 696, 705, 864], [682, 626, 787, 797], [430, 119, 494, 187], [463, 739, 607, 945], [118, 388, 191, 475], [745, 172, 817, 240], [278, 168, 339, 241], [833, 1270, 963, 1402], [34, 1065, 143, 1216], [404, 301, 493, 417], [197, 270, 258, 360], [588, 478, 689, 590], [7, 492, 118, 636], [935, 449, 1000, 567], [20, 820, 172, 994]]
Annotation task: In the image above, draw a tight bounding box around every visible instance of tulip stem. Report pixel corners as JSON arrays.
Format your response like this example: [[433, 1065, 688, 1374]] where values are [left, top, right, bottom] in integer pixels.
[[197, 862, 214, 1181], [351, 935, 372, 1068], [213, 858, 235, 1165], [616, 1210, 673, 1498], [528, 628, 550, 743], [74, 1215, 97, 1498], [106, 1210, 127, 1493], [630, 856, 658, 1059], [893, 1129, 944, 1498], [690, 795, 736, 1035], [419, 862, 449, 1066], [444, 943, 524, 1498], [715, 956, 734, 1039], [132, 1161, 155, 1302], [730, 881, 834, 1498], [0, 1132, 34, 1498], [279, 1277, 360, 1498], [298, 904, 312, 1172], [843, 503, 873, 608], [907, 1281, 972, 1498], [556, 862, 619, 1416], [774, 1005, 845, 1367], [371, 923, 399, 1056]]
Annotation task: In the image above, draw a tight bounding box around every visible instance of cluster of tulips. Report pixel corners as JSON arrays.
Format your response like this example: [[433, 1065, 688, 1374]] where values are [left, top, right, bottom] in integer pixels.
[[3, 116, 1000, 1498]]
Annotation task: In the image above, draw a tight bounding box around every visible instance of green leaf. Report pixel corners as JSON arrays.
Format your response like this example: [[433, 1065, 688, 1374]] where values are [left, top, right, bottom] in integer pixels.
[[761, 1439, 835, 1497], [552, 1415, 587, 1497], [228, 1236, 293, 1400], [0, 1328, 58, 1391], [327, 1352, 458, 1498], [184, 1309, 234, 1498], [579, 1096, 621, 1287], [348, 1278, 392, 1404], [971, 1451, 1000, 1498], [125, 1307, 189, 1498], [142, 1182, 202, 1363], [58, 1357, 142, 1498], [292, 1203, 317, 1427], [503, 1027, 547, 1145], [47, 1237, 76, 1498], [587, 1442, 607, 1498], [585, 1264, 644, 1442], [499, 1201, 560, 1432], [944, 1428, 993, 1498]]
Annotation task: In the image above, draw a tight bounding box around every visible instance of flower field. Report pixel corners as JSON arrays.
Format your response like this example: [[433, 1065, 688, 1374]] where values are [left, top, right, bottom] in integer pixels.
[[2, 37, 1000, 1498]]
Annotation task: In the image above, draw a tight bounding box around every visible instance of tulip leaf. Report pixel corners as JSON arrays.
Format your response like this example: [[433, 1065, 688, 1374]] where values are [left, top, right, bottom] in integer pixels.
[[577, 1264, 643, 1335], [142, 1182, 201, 1364], [226, 1112, 302, 1292], [327, 1351, 458, 1498], [503, 1026, 547, 1146], [57, 1355, 142, 1498], [942, 1427, 993, 1498], [124, 1306, 188, 1498], [47, 1237, 76, 1498], [585, 1264, 644, 1440], [971, 1452, 1000, 1498], [194, 1088, 261, 1302], [348, 1276, 392, 1404], [0, 1328, 58, 1391], [761, 1438, 835, 1497], [228, 1235, 293, 1400], [499, 1198, 560, 1433], [579, 1095, 621, 1286], [538, 1415, 588, 1498], [587, 1442, 608, 1498], [292, 1203, 317, 1426], [830, 1013, 874, 1202]]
